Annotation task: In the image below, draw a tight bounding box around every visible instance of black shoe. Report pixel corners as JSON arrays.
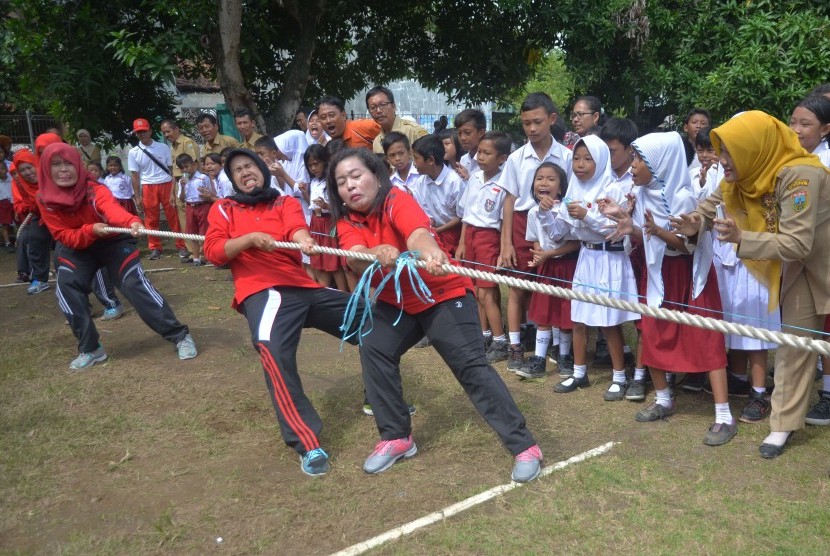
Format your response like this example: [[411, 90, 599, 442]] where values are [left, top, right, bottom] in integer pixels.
[[180, 255, 193, 264], [759, 433, 791, 459], [625, 379, 647, 401], [507, 344, 525, 370], [148, 249, 162, 260], [556, 353, 575, 378], [681, 373, 708, 392], [703, 372, 750, 397], [16, 271, 30, 283], [553, 374, 590, 393], [806, 390, 830, 426], [740, 389, 771, 423], [515, 355, 546, 379], [485, 339, 509, 363]]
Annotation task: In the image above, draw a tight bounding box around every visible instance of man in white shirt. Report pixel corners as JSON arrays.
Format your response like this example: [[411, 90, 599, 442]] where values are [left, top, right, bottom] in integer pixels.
[[128, 118, 185, 259]]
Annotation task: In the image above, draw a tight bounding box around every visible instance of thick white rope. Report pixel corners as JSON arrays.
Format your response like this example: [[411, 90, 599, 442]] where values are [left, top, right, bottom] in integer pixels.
[[101, 226, 830, 356], [16, 213, 33, 237]]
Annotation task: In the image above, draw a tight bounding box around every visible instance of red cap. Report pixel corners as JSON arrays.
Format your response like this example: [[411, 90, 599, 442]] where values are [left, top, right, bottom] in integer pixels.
[[132, 118, 151, 132]]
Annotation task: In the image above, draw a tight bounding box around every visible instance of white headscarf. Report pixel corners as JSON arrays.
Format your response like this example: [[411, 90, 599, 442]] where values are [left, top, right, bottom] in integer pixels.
[[559, 135, 614, 227], [631, 132, 711, 306], [275, 130, 310, 183], [304, 110, 330, 146]]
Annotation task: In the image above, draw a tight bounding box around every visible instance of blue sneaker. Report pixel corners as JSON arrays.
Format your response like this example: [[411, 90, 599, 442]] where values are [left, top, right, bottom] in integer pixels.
[[176, 333, 197, 360], [363, 435, 417, 474], [27, 280, 50, 295], [70, 345, 108, 371], [101, 305, 124, 321], [299, 447, 330, 477], [512, 444, 543, 483]]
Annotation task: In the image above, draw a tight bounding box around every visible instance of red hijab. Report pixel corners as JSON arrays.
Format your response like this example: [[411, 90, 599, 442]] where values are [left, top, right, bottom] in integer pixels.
[[37, 143, 91, 212], [12, 148, 39, 195], [34, 133, 64, 161]]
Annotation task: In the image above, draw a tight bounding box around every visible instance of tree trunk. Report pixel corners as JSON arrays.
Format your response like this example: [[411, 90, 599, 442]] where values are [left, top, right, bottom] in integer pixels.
[[272, 0, 326, 132], [212, 0, 267, 134]]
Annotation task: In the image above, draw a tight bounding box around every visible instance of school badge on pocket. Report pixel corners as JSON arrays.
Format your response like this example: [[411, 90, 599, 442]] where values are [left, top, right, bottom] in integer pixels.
[[792, 190, 808, 212], [484, 199, 495, 212]]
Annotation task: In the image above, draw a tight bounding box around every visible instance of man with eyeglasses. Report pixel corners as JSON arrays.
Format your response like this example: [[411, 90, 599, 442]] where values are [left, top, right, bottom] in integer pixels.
[[366, 86, 428, 155], [316, 95, 380, 150]]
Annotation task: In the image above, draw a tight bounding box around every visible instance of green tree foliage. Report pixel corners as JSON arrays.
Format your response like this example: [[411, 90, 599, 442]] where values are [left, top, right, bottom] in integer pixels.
[[559, 0, 830, 126], [2, 0, 561, 141]]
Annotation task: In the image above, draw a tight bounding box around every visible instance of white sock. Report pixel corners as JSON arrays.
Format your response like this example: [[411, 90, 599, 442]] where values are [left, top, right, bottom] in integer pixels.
[[551, 328, 560, 346], [714, 402, 733, 425], [763, 431, 791, 446], [634, 367, 646, 381], [731, 372, 748, 382], [572, 364, 587, 379], [535, 329, 552, 358], [559, 332, 573, 356], [483, 329, 492, 339], [612, 369, 627, 383], [823, 375, 830, 392], [655, 388, 672, 407], [509, 332, 521, 346], [752, 386, 766, 395], [493, 334, 506, 343]]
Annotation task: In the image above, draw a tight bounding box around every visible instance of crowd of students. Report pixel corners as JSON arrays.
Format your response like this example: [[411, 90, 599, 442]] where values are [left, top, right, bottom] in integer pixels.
[[2, 82, 829, 478]]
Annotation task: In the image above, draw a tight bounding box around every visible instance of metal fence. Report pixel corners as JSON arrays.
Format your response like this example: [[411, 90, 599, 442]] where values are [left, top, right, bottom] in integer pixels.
[[0, 112, 61, 148]]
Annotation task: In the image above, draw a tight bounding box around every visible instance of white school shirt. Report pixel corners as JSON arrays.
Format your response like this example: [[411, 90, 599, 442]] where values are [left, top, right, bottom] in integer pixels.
[[181, 171, 213, 203], [458, 170, 506, 229], [526, 205, 569, 251], [390, 163, 420, 193], [813, 141, 830, 169], [127, 140, 172, 184], [309, 177, 330, 213], [501, 136, 573, 211], [0, 174, 12, 202], [216, 170, 234, 198], [459, 151, 480, 177], [412, 165, 463, 226], [103, 172, 133, 200]]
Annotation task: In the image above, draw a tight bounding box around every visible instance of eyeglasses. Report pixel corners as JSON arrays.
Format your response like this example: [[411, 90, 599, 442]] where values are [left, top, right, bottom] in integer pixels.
[[570, 111, 594, 120], [368, 101, 393, 113]]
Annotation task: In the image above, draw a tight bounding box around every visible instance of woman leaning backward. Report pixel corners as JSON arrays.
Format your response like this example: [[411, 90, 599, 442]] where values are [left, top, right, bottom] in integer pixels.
[[672, 110, 830, 459]]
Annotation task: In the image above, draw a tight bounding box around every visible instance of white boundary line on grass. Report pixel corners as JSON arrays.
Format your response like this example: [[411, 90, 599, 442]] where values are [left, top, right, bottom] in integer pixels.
[[329, 441, 617, 556]]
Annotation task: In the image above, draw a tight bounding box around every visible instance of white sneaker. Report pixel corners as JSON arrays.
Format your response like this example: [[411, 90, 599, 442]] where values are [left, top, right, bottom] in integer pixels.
[[176, 333, 197, 360]]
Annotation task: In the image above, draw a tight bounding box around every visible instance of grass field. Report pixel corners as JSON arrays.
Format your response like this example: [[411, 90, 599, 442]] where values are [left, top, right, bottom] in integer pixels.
[[1, 251, 829, 555]]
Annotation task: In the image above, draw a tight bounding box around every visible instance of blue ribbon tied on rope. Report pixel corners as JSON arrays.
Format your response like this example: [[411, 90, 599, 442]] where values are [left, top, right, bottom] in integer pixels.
[[339, 251, 434, 348]]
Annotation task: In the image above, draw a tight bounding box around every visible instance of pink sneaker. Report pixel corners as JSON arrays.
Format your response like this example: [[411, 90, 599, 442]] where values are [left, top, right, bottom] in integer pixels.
[[512, 444, 543, 482], [363, 435, 418, 474]]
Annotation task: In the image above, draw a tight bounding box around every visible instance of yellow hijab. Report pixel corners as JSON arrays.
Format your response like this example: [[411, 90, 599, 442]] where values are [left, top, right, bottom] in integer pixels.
[[711, 110, 827, 309]]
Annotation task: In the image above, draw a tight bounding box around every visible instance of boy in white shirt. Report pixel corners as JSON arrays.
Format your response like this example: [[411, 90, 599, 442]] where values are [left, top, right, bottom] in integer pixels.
[[411, 134, 464, 255], [456, 131, 511, 359], [176, 154, 215, 265], [0, 162, 13, 250], [382, 132, 419, 193], [454, 109, 486, 180], [500, 92, 573, 369]]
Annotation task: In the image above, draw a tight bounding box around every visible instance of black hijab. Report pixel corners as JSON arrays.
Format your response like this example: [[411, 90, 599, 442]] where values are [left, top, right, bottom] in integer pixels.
[[223, 149, 281, 205]]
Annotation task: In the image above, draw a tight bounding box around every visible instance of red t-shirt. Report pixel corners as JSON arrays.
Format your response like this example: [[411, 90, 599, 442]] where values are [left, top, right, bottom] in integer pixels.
[[204, 195, 322, 308], [336, 188, 472, 314], [37, 183, 141, 249]]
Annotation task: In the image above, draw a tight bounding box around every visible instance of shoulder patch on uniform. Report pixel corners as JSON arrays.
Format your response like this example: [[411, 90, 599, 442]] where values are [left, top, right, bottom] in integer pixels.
[[792, 190, 809, 212], [786, 178, 809, 191]]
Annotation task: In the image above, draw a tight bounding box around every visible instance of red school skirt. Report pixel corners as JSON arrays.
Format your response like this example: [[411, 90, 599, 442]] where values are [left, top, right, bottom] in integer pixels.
[[437, 226, 461, 257], [641, 255, 727, 373], [528, 253, 578, 329], [310, 213, 341, 272], [115, 198, 138, 216]]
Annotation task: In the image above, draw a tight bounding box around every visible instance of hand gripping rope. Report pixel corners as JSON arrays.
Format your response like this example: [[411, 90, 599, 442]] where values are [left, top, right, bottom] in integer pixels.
[[100, 226, 830, 357]]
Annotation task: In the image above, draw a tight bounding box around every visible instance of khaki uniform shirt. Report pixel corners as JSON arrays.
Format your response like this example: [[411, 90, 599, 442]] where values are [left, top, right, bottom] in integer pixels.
[[201, 134, 240, 157], [372, 116, 429, 154], [696, 165, 830, 314], [169, 135, 200, 179], [240, 132, 264, 152]]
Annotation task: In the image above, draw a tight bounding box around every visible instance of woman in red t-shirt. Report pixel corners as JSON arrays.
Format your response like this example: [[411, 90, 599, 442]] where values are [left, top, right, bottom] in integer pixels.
[[327, 148, 543, 482], [204, 149, 359, 478], [36, 143, 196, 370]]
